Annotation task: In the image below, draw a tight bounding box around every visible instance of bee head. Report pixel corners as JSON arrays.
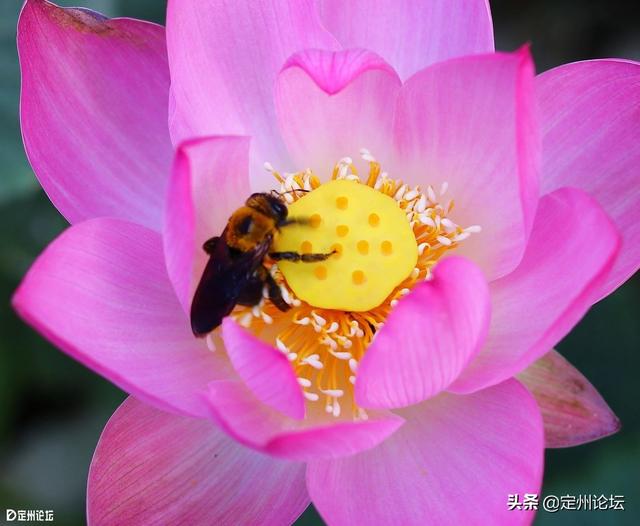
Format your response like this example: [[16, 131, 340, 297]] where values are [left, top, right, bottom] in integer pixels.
[[246, 192, 288, 223]]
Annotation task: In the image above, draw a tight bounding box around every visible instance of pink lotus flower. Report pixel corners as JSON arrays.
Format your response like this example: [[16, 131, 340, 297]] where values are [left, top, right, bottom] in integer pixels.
[[13, 0, 639, 524]]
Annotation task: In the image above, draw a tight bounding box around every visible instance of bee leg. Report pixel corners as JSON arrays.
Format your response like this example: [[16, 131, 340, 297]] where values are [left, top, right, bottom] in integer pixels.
[[269, 250, 335, 262], [265, 271, 290, 312], [301, 252, 335, 262], [269, 251, 302, 261], [278, 217, 310, 228]]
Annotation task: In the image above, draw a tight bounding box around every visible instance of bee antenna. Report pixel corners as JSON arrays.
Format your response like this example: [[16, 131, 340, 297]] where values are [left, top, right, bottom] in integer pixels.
[[274, 189, 310, 197]]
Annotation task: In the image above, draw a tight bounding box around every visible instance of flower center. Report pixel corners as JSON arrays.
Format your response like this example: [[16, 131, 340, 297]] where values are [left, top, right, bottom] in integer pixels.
[[273, 179, 418, 311], [230, 151, 481, 419]]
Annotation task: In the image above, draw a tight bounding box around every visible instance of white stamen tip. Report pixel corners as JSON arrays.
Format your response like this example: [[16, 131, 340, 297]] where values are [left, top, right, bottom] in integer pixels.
[[359, 148, 376, 163], [321, 336, 338, 351], [419, 214, 436, 228], [394, 184, 408, 201], [326, 322, 339, 333], [441, 218, 457, 232], [240, 313, 254, 328], [263, 161, 274, 172], [279, 285, 293, 305], [321, 389, 344, 397], [275, 338, 288, 353], [437, 235, 453, 246], [404, 189, 419, 201], [418, 242, 430, 255], [297, 377, 312, 388], [416, 194, 428, 213], [304, 392, 319, 402], [453, 232, 470, 242], [349, 358, 358, 373], [311, 312, 327, 326], [304, 357, 324, 370]]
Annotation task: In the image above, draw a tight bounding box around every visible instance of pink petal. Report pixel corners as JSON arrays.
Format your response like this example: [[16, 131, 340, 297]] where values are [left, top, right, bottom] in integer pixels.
[[18, 0, 172, 230], [12, 218, 231, 418], [164, 136, 252, 312], [317, 0, 494, 80], [538, 59, 640, 299], [518, 350, 620, 448], [88, 397, 309, 526], [222, 319, 305, 420], [393, 48, 540, 281], [166, 0, 340, 187], [452, 188, 621, 394], [275, 48, 401, 176], [205, 380, 404, 461], [308, 380, 543, 526], [356, 257, 490, 409]]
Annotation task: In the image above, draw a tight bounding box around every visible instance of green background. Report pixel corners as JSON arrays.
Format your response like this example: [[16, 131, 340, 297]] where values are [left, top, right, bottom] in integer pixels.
[[0, 1, 638, 524]]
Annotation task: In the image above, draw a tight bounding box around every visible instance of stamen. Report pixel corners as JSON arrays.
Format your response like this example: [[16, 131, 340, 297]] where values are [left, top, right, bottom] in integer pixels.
[[311, 311, 327, 327], [437, 235, 453, 246], [232, 153, 481, 419], [349, 358, 358, 373], [206, 333, 216, 352], [427, 185, 437, 203], [321, 389, 344, 397], [304, 391, 319, 402], [275, 337, 288, 354]]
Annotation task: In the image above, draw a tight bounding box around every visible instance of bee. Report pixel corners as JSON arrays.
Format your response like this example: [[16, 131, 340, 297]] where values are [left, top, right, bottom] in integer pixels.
[[190, 192, 334, 336]]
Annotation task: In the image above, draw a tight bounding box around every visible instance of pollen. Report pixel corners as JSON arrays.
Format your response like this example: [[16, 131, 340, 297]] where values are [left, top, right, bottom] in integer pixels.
[[232, 150, 481, 420]]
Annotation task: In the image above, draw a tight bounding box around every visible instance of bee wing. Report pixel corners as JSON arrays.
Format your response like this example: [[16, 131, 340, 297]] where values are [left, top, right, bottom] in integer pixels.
[[190, 232, 272, 336]]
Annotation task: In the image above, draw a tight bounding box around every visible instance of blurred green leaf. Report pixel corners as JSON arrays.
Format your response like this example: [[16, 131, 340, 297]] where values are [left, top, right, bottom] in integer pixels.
[[0, 1, 38, 203]]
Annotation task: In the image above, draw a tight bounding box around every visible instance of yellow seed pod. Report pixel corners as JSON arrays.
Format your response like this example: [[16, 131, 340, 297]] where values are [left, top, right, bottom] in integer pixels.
[[274, 180, 417, 311]]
